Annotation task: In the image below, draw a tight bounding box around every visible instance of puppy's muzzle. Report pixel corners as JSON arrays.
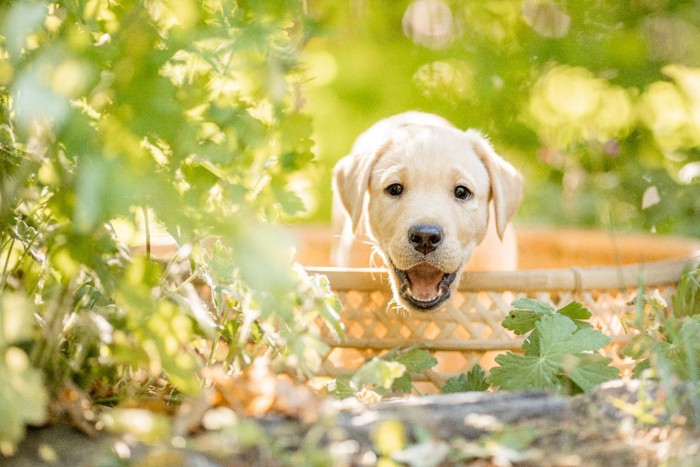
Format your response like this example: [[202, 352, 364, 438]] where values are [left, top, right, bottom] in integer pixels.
[[393, 223, 456, 311], [408, 224, 443, 255]]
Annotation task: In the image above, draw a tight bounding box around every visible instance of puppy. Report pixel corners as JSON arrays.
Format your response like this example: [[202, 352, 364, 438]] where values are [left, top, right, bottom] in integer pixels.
[[332, 112, 523, 312]]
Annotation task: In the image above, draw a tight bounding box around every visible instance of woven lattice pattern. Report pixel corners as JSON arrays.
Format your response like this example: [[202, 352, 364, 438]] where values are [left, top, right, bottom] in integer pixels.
[[318, 284, 678, 392], [297, 227, 698, 392]]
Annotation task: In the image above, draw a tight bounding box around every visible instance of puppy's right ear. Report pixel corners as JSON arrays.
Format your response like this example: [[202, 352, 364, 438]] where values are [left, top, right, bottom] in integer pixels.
[[332, 146, 386, 232]]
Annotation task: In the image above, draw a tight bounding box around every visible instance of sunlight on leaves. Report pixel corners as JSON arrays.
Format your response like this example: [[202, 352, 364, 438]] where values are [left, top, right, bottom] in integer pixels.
[[641, 65, 700, 153], [527, 65, 635, 147], [414, 60, 476, 102], [2, 1, 47, 61], [353, 358, 407, 391]]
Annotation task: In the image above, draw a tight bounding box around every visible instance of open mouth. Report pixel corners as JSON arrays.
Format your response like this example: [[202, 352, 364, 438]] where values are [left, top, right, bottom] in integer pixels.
[[394, 263, 457, 311]]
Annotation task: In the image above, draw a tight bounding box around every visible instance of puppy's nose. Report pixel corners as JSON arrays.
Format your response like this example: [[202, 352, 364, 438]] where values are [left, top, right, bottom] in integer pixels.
[[408, 224, 444, 255]]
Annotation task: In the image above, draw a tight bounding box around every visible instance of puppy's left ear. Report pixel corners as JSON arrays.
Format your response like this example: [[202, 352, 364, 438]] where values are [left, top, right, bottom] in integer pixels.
[[332, 145, 386, 232], [466, 130, 524, 240]]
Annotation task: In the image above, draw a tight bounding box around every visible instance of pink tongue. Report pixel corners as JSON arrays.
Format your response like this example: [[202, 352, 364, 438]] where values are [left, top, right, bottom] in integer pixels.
[[406, 264, 444, 301]]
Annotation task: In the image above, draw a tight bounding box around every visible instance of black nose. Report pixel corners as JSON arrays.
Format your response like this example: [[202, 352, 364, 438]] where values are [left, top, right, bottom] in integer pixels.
[[408, 224, 444, 255]]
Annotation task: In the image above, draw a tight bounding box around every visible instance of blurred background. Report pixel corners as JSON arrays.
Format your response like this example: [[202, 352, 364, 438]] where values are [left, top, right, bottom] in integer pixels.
[[295, 0, 700, 237]]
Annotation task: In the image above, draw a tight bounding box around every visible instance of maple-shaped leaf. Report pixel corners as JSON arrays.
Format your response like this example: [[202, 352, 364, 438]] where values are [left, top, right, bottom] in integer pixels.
[[505, 300, 594, 357], [390, 373, 414, 394], [538, 314, 610, 355], [384, 348, 437, 394], [558, 301, 593, 328], [490, 313, 618, 393], [565, 353, 620, 392], [502, 298, 556, 335], [352, 358, 406, 390], [385, 348, 438, 373], [442, 364, 490, 393], [489, 353, 561, 391]]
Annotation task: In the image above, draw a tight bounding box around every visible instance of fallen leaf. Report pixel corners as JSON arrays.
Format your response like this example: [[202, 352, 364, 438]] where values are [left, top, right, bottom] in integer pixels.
[[203, 359, 323, 423]]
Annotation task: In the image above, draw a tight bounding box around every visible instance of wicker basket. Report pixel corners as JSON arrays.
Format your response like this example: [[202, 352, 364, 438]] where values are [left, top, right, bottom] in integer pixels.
[[293, 226, 700, 391]]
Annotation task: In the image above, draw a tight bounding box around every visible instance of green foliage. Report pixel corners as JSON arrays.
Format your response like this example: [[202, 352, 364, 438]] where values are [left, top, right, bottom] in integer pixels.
[[620, 269, 700, 425], [673, 268, 700, 318], [625, 269, 700, 382], [490, 300, 619, 394], [0, 0, 698, 458], [304, 1, 700, 236], [336, 300, 618, 399], [384, 347, 438, 394], [442, 365, 489, 393], [0, 0, 340, 453], [0, 293, 48, 456], [330, 348, 438, 399]]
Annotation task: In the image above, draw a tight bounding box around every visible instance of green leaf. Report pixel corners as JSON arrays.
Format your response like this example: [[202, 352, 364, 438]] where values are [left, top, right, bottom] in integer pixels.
[[273, 185, 306, 216], [558, 301, 592, 323], [377, 348, 437, 394], [491, 311, 617, 393], [631, 358, 651, 379], [329, 374, 356, 400], [502, 298, 555, 335], [385, 348, 438, 373], [352, 358, 406, 390], [538, 314, 610, 356], [673, 268, 700, 318], [566, 353, 620, 392], [181, 163, 219, 193], [502, 309, 540, 335], [442, 373, 470, 393], [489, 353, 561, 391], [390, 373, 414, 394], [442, 364, 490, 393], [512, 297, 556, 314]]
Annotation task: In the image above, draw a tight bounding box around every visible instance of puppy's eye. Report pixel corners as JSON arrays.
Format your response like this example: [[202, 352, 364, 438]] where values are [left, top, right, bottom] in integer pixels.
[[454, 185, 473, 200], [385, 183, 404, 197]]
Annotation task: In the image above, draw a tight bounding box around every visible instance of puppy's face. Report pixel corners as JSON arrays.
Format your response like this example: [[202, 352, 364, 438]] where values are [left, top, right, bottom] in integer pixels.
[[333, 121, 522, 313], [366, 126, 491, 311]]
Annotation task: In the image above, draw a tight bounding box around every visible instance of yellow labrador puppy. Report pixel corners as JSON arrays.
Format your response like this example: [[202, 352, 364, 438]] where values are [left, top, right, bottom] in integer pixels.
[[332, 112, 523, 312]]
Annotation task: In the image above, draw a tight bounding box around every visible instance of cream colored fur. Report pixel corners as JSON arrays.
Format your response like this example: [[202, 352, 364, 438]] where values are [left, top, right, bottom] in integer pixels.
[[332, 111, 523, 311]]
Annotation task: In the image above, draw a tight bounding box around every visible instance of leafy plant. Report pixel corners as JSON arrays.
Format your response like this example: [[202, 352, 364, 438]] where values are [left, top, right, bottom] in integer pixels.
[[334, 299, 619, 399], [0, 0, 339, 453], [306, 2, 700, 237], [0, 293, 48, 456], [673, 268, 700, 318], [624, 273, 700, 380], [329, 348, 438, 400], [488, 299, 620, 394], [442, 364, 489, 393], [623, 269, 700, 405]]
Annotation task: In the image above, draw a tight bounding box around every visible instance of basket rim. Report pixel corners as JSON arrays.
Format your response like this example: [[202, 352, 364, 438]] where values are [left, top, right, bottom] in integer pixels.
[[307, 254, 700, 292]]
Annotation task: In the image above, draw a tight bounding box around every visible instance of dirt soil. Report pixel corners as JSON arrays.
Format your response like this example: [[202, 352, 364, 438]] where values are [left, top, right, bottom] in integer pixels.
[[6, 380, 700, 466]]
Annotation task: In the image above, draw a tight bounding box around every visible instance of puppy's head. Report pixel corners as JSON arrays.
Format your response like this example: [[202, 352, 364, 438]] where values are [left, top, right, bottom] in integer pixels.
[[333, 125, 522, 312]]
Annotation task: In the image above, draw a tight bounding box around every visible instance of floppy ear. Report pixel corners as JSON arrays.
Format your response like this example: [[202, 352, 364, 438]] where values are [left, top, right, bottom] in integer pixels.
[[332, 145, 386, 232], [466, 130, 524, 240]]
